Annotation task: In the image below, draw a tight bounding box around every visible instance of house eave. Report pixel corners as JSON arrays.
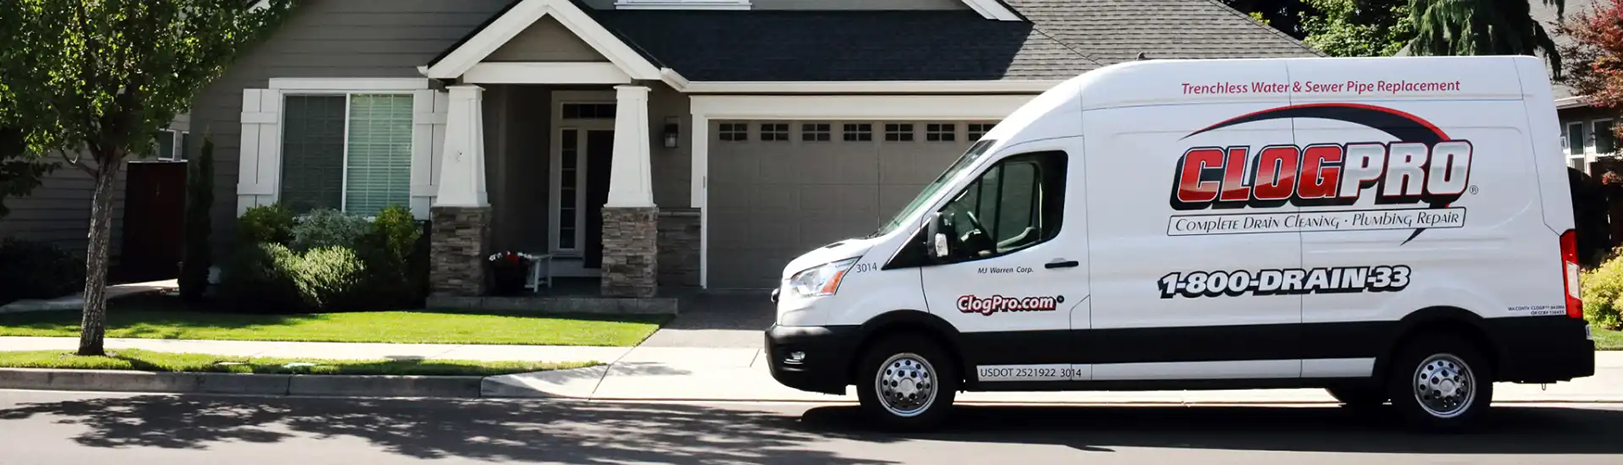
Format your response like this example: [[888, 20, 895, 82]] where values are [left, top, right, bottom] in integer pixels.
[[678, 80, 1065, 94]]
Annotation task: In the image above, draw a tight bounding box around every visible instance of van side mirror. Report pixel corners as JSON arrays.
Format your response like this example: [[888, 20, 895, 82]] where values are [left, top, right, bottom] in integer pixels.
[[924, 213, 948, 259]]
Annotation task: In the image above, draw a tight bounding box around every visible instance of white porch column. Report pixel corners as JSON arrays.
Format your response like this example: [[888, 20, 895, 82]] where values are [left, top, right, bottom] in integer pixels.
[[428, 84, 492, 299], [606, 85, 654, 207], [434, 85, 488, 207], [601, 84, 658, 298]]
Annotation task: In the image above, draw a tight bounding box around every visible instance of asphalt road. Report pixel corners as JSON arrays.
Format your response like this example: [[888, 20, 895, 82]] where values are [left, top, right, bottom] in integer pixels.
[[2, 390, 1622, 464]]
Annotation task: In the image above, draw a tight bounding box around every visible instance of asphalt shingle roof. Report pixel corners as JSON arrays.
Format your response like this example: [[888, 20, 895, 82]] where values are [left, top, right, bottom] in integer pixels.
[[432, 0, 1324, 82], [1003, 0, 1321, 64], [591, 9, 1098, 81]]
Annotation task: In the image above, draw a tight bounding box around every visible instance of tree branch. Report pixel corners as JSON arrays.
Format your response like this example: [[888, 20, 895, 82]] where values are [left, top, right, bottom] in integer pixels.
[[57, 148, 98, 177]]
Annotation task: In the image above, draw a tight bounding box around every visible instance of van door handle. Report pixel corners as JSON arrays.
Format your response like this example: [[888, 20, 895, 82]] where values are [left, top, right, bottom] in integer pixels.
[[1045, 260, 1079, 269]]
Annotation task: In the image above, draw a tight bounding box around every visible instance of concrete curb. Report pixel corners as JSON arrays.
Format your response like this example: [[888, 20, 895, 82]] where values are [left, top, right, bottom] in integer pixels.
[[0, 368, 485, 398]]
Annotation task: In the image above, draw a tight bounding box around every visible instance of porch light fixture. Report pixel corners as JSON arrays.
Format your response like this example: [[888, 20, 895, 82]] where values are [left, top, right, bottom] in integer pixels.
[[663, 116, 680, 149]]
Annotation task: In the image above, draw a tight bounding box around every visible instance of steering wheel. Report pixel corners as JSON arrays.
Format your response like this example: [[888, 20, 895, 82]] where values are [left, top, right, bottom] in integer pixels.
[[963, 211, 986, 235]]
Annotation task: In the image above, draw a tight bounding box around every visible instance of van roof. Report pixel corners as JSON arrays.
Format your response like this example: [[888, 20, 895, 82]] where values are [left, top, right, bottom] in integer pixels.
[[1068, 56, 1540, 111]]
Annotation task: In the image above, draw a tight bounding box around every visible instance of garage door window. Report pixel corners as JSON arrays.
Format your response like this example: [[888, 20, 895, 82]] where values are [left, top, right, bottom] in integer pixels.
[[927, 123, 957, 142], [937, 151, 1067, 261], [844, 123, 873, 141], [719, 123, 748, 141], [802, 123, 831, 141], [885, 123, 915, 142], [761, 123, 790, 142], [968, 122, 997, 140]]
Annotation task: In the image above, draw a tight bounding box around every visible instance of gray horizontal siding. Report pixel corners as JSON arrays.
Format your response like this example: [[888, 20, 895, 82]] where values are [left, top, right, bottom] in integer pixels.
[[190, 0, 511, 258], [0, 158, 128, 260]]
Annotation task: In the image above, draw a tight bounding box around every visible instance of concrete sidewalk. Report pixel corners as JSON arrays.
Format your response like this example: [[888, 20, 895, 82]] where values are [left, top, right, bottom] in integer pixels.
[[4, 336, 1621, 404], [0, 279, 179, 314]]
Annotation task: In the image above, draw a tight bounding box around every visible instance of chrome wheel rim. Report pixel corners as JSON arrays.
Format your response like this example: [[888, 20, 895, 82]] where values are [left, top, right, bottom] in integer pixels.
[[874, 353, 937, 417], [1412, 353, 1476, 419]]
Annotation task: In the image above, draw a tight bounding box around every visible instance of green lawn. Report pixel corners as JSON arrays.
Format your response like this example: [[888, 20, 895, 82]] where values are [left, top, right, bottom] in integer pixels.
[[1596, 327, 1623, 350], [0, 349, 595, 376], [0, 296, 668, 346]]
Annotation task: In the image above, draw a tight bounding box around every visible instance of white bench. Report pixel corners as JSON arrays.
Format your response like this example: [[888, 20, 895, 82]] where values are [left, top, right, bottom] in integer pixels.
[[524, 254, 554, 292]]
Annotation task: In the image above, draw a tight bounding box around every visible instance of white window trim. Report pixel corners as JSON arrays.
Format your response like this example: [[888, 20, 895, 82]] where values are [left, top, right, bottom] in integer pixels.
[[687, 93, 1035, 288], [615, 0, 750, 10], [237, 78, 444, 219]]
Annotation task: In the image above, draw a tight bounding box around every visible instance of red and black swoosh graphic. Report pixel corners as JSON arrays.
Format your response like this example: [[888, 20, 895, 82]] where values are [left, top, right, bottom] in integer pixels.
[[1183, 103, 1455, 245]]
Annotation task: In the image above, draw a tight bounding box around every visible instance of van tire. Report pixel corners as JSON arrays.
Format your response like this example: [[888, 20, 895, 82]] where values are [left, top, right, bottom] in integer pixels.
[[1386, 334, 1494, 432], [855, 333, 958, 431], [1325, 385, 1387, 408]]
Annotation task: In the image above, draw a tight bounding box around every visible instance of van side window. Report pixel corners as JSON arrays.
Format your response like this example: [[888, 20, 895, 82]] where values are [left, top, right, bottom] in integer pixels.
[[937, 151, 1066, 261]]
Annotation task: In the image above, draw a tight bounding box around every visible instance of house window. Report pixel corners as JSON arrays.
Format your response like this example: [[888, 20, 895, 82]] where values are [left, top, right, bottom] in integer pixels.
[[562, 103, 616, 119], [1596, 119, 1616, 155], [802, 123, 831, 141], [968, 122, 998, 140], [151, 129, 189, 160], [885, 123, 915, 142], [719, 123, 749, 141], [1569, 122, 1586, 155], [926, 123, 957, 142], [843, 123, 873, 142], [279, 93, 414, 216], [761, 123, 790, 142]]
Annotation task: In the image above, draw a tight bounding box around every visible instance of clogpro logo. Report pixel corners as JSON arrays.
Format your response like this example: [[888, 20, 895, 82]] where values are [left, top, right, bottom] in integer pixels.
[[957, 294, 1062, 315], [1167, 103, 1474, 244]]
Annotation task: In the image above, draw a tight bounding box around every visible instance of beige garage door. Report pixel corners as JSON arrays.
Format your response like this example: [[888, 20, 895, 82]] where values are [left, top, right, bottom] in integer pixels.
[[707, 120, 992, 289]]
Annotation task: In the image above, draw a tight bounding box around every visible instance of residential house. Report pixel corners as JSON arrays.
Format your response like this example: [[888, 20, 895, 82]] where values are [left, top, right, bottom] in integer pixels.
[[1529, 0, 1623, 174], [0, 116, 193, 275], [195, 0, 1320, 300]]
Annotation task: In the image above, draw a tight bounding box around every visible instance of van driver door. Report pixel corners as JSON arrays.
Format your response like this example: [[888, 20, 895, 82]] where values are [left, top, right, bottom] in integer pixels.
[[918, 142, 1090, 383]]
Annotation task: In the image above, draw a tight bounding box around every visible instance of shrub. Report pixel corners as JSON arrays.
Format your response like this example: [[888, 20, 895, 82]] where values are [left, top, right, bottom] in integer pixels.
[[219, 242, 368, 313], [291, 208, 367, 252], [239, 204, 295, 246], [179, 136, 215, 302], [0, 238, 85, 305], [1581, 253, 1623, 330], [218, 243, 302, 313], [284, 246, 367, 311], [355, 205, 426, 308]]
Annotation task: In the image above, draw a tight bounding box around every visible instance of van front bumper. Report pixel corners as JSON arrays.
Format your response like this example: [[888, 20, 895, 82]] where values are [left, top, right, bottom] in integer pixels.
[[764, 324, 860, 395]]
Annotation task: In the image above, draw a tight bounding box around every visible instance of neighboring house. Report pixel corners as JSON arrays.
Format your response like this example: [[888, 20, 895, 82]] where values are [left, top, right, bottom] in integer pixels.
[[1529, 0, 1623, 174], [194, 0, 1319, 298], [0, 115, 193, 275]]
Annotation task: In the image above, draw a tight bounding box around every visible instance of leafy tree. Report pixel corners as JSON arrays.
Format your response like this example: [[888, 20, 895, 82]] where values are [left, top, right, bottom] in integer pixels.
[[1301, 0, 1416, 57], [1561, 0, 1623, 140], [1224, 0, 1318, 38], [1406, 0, 1566, 73], [0, 0, 294, 355]]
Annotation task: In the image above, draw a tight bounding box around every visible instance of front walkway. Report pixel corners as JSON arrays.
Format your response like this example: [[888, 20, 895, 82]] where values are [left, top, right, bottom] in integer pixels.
[[4, 336, 1621, 404]]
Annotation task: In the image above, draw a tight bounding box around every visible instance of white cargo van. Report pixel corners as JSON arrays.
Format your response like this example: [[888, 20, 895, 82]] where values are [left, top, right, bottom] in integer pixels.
[[763, 56, 1596, 431]]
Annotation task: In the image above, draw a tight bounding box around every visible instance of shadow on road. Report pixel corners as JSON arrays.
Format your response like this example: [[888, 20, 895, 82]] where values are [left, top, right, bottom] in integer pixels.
[[2, 395, 1619, 461], [800, 404, 1623, 455], [0, 396, 895, 464]]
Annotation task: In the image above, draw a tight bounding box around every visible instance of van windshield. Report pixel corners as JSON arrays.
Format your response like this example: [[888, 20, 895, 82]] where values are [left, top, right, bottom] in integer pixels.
[[872, 139, 997, 237]]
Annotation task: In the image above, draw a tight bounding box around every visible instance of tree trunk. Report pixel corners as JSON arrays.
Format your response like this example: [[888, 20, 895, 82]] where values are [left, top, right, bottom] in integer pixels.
[[76, 159, 120, 356]]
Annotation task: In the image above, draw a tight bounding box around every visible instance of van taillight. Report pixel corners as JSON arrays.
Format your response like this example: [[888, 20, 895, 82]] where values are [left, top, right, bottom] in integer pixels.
[[1562, 229, 1583, 319]]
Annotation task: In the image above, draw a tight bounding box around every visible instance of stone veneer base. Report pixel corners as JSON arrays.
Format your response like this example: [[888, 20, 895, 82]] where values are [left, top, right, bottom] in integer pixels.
[[601, 206, 659, 298], [430, 206, 491, 297]]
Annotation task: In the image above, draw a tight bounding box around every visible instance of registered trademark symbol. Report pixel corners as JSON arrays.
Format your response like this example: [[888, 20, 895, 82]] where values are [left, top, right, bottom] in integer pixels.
[[1469, 185, 1480, 194]]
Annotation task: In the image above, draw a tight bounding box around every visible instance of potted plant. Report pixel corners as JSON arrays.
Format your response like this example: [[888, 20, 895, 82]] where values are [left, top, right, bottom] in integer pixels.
[[487, 251, 537, 296]]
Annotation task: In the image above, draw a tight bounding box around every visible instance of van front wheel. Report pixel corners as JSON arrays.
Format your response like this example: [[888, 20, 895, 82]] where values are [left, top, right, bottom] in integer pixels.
[[1386, 334, 1494, 432], [855, 334, 958, 430]]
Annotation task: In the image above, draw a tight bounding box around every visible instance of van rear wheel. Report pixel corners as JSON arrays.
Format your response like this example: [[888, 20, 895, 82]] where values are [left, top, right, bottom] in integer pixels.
[[855, 334, 958, 431], [1386, 334, 1493, 432]]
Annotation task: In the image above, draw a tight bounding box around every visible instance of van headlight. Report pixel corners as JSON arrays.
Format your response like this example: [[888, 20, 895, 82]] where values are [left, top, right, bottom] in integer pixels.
[[787, 257, 860, 298]]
